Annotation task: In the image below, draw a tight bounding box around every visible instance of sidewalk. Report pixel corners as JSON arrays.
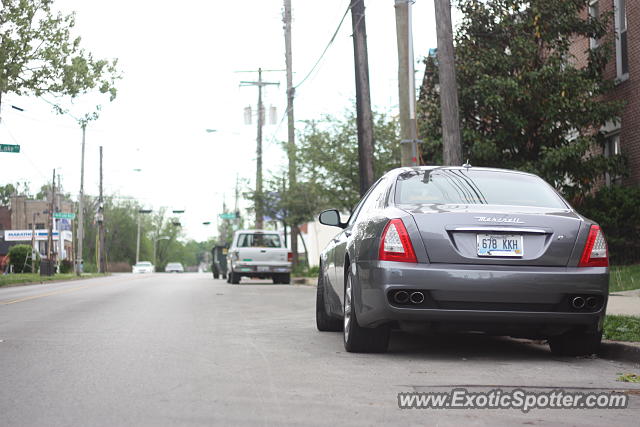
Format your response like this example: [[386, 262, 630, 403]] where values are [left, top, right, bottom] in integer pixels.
[[608, 289, 640, 317]]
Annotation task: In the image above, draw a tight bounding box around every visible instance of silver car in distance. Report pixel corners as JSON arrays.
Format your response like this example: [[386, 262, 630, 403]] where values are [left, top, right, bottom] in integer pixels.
[[316, 167, 609, 355]]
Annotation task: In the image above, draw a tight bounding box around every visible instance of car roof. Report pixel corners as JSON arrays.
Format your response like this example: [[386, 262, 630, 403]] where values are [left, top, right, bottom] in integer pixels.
[[385, 165, 539, 179]]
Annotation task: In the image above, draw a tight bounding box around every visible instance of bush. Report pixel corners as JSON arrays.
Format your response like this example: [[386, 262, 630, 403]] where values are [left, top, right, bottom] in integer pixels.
[[59, 259, 74, 274], [108, 261, 131, 272], [578, 185, 640, 264], [8, 245, 40, 273]]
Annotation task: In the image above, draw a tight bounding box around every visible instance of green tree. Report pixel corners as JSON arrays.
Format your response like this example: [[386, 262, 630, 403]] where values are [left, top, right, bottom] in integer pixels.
[[0, 0, 119, 114], [418, 0, 625, 200], [0, 182, 29, 204], [295, 110, 400, 214]]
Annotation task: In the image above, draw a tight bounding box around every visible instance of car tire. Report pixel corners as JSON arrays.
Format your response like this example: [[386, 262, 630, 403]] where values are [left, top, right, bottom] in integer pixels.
[[272, 274, 281, 284], [281, 273, 290, 285], [222, 273, 227, 280], [549, 329, 602, 356], [343, 265, 390, 353], [213, 269, 219, 279], [316, 268, 342, 332], [230, 272, 241, 284]]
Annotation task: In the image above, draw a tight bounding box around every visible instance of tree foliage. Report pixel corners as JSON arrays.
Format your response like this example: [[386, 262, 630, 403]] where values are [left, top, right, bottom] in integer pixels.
[[294, 110, 401, 215], [0, 0, 119, 113], [417, 0, 626, 200]]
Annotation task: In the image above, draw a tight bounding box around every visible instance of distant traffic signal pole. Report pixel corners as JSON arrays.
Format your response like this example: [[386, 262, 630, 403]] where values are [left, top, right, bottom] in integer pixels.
[[395, 0, 420, 167], [351, 0, 376, 196], [434, 0, 463, 165]]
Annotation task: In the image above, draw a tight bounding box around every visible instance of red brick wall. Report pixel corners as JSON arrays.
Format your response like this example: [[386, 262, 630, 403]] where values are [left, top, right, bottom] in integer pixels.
[[571, 1, 640, 186]]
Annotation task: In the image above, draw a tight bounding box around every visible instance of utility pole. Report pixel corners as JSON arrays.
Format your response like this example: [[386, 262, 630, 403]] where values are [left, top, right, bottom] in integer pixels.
[[97, 146, 106, 273], [350, 0, 375, 196], [395, 0, 420, 167], [240, 69, 280, 229], [30, 212, 37, 273], [47, 169, 56, 263], [283, 0, 299, 266], [434, 0, 463, 165], [76, 124, 86, 275]]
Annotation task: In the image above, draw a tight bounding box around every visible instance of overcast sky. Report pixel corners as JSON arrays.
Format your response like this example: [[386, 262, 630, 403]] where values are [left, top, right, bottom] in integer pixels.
[[0, 0, 443, 241]]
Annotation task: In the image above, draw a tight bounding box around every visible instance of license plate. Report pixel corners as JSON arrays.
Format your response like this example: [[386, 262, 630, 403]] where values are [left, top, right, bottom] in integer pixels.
[[257, 266, 270, 272], [477, 234, 524, 257]]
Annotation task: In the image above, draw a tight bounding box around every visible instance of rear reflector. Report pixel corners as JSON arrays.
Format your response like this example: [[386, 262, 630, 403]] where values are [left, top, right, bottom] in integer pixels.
[[379, 219, 417, 263], [287, 252, 293, 262], [578, 225, 608, 267]]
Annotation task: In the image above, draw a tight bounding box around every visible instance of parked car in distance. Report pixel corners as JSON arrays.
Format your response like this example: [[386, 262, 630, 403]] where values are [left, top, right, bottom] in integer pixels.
[[165, 262, 184, 273], [316, 166, 609, 356], [227, 230, 292, 284], [132, 261, 155, 274]]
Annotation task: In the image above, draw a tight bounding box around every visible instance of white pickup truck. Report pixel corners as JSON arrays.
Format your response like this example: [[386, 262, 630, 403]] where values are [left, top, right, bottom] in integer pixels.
[[226, 230, 292, 284]]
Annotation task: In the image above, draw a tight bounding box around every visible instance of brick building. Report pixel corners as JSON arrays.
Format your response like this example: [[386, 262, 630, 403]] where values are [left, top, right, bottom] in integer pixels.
[[571, 0, 639, 186]]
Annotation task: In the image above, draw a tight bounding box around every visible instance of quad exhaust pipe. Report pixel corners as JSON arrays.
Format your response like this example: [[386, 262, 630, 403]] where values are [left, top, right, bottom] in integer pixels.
[[393, 291, 410, 304], [585, 296, 598, 309], [571, 296, 586, 309], [410, 292, 425, 304], [392, 290, 425, 305]]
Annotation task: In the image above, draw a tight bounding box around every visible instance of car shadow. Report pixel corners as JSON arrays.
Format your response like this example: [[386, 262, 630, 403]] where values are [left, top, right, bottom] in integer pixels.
[[386, 330, 554, 361]]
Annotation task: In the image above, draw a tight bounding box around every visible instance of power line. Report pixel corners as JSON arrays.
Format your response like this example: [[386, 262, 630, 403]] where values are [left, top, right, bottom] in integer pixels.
[[294, 1, 353, 89]]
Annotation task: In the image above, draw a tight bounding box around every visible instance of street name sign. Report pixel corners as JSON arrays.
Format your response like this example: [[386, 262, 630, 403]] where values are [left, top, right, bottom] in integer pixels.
[[53, 212, 76, 220], [0, 144, 20, 153]]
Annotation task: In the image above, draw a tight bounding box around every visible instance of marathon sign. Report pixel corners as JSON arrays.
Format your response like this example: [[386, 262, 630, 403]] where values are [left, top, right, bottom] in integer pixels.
[[3, 230, 60, 241]]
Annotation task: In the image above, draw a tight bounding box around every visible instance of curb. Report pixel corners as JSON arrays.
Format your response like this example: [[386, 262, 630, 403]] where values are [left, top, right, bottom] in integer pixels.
[[0, 274, 110, 289], [599, 340, 640, 364], [292, 277, 316, 286]]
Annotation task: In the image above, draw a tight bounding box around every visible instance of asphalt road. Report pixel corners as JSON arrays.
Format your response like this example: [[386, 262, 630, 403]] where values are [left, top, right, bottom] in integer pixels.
[[1, 273, 639, 426]]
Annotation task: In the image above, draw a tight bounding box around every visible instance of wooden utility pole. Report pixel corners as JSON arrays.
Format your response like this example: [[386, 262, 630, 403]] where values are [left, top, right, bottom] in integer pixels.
[[283, 0, 299, 267], [76, 124, 86, 275], [395, 0, 419, 167], [97, 146, 106, 273], [240, 69, 279, 229], [47, 169, 56, 263], [350, 0, 375, 196], [434, 0, 463, 165]]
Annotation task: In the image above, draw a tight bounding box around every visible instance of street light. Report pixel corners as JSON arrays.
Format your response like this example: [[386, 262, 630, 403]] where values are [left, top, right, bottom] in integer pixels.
[[153, 236, 170, 267]]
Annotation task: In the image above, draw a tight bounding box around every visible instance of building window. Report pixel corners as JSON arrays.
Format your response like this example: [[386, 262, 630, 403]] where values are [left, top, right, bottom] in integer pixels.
[[604, 133, 622, 186], [36, 223, 45, 229], [614, 0, 629, 80], [589, 0, 600, 49]]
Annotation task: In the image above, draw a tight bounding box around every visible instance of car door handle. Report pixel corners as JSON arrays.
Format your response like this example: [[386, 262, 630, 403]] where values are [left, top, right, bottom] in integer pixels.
[[260, 250, 267, 253]]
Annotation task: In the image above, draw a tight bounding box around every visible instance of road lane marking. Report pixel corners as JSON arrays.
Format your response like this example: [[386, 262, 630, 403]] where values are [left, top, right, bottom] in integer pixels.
[[0, 275, 149, 305]]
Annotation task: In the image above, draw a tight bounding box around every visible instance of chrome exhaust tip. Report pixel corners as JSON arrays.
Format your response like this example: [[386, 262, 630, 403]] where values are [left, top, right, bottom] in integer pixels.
[[410, 292, 425, 304], [572, 296, 586, 309], [394, 291, 410, 304]]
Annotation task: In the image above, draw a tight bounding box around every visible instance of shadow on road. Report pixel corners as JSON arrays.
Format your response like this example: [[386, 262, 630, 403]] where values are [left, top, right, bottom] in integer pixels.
[[386, 331, 553, 361]]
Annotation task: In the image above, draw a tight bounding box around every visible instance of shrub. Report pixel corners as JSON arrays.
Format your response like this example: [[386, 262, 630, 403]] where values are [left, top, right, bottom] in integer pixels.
[[578, 186, 640, 265], [107, 261, 131, 272], [8, 245, 40, 273], [59, 259, 74, 274]]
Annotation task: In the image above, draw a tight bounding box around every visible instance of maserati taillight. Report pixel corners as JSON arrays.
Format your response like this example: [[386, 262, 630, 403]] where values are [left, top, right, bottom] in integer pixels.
[[578, 225, 608, 267], [378, 219, 417, 263]]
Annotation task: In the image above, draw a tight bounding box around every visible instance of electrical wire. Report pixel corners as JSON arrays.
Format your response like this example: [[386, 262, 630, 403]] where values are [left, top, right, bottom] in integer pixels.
[[293, 1, 353, 89]]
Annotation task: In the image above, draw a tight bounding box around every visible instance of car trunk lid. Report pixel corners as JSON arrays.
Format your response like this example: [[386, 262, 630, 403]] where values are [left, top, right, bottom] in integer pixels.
[[403, 204, 582, 266]]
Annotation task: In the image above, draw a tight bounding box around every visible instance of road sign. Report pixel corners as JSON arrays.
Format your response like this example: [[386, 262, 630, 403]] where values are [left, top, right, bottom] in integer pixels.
[[53, 212, 76, 220], [0, 144, 20, 153], [219, 213, 237, 220]]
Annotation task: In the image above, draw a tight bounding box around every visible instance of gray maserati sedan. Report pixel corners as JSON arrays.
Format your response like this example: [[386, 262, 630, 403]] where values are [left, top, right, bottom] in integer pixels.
[[316, 166, 609, 355]]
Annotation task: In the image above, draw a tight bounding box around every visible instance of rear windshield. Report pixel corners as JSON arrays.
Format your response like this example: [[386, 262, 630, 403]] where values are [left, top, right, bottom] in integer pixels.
[[395, 169, 567, 209], [237, 233, 282, 248]]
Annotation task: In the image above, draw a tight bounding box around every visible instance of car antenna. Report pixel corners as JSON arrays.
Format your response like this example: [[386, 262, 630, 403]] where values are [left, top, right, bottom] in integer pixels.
[[462, 160, 472, 169]]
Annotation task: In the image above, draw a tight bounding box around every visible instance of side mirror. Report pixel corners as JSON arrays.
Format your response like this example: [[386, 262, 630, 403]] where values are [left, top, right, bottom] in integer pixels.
[[319, 209, 345, 229]]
